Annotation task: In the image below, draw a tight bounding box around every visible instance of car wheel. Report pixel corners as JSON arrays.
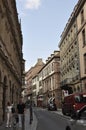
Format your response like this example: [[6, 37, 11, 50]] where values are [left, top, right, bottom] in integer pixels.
[[66, 126, 71, 130], [70, 109, 76, 117]]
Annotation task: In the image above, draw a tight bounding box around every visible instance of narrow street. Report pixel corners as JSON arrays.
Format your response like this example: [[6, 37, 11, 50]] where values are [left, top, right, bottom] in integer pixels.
[[0, 108, 37, 130], [34, 108, 70, 130]]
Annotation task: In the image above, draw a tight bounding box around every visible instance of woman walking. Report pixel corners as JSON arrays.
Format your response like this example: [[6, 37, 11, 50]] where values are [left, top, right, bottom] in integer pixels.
[[6, 101, 12, 127]]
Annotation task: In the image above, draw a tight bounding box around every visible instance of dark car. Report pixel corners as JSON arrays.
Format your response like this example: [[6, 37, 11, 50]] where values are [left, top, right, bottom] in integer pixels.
[[66, 105, 86, 130]]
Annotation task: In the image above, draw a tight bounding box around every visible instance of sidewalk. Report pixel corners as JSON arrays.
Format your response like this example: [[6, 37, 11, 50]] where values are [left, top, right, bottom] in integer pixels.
[[25, 108, 37, 130], [0, 108, 37, 130]]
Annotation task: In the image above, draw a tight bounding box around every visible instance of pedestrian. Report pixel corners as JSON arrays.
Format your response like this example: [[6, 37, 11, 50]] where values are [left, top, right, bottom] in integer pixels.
[[17, 98, 25, 129], [6, 101, 12, 127], [11, 103, 17, 127], [29, 100, 33, 124], [53, 98, 57, 111], [11, 103, 16, 114]]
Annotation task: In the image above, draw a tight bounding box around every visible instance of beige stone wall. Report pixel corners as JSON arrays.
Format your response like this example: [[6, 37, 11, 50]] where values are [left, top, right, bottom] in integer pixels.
[[59, 0, 86, 94], [25, 59, 44, 97], [77, 1, 86, 91], [0, 0, 23, 122], [77, 3, 86, 78], [42, 51, 61, 108]]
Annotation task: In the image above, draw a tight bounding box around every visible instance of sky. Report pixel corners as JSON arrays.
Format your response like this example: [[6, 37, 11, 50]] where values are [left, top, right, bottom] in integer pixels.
[[16, 0, 78, 71]]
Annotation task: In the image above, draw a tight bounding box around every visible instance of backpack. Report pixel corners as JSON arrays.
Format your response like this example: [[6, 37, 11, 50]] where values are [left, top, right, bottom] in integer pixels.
[[11, 107, 15, 113]]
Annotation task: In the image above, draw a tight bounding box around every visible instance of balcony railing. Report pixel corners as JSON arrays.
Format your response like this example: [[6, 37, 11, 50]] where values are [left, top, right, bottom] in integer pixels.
[[61, 74, 79, 86]]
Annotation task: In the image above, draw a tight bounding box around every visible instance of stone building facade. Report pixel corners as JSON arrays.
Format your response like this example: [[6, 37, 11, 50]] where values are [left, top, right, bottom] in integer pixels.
[[42, 51, 61, 108], [0, 0, 24, 122], [31, 67, 44, 107], [77, 0, 86, 92], [25, 59, 45, 100], [25, 52, 61, 108], [32, 74, 39, 106], [59, 0, 86, 96]]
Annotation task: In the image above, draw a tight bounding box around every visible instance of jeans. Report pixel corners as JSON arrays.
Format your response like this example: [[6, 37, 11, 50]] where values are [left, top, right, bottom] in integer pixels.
[[18, 114, 24, 130], [6, 112, 12, 127]]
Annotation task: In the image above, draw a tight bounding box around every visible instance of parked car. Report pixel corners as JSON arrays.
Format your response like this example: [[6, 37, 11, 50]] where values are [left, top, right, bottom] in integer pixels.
[[47, 97, 57, 111], [66, 105, 86, 130], [62, 92, 86, 116]]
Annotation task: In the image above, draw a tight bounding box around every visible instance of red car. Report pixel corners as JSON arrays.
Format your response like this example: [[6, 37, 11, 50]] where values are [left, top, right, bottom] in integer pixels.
[[62, 92, 86, 116]]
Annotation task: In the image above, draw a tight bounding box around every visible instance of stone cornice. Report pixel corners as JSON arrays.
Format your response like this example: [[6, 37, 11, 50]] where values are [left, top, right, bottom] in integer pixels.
[[80, 76, 86, 80]]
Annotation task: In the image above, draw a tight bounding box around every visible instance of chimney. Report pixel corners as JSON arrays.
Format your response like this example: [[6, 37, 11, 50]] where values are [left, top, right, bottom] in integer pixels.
[[37, 58, 43, 65]]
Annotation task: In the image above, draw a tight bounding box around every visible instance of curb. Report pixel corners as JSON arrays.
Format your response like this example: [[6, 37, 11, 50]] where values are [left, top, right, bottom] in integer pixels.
[[54, 109, 71, 120], [25, 109, 38, 130], [30, 112, 38, 130]]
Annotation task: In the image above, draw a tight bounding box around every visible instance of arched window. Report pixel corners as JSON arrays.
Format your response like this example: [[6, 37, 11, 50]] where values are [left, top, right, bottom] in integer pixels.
[[74, 87, 76, 92], [77, 86, 80, 92]]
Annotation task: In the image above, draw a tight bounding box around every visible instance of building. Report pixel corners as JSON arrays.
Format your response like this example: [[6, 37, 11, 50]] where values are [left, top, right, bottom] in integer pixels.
[[77, 0, 86, 92], [32, 74, 39, 106], [42, 51, 61, 108], [59, 0, 86, 97], [25, 58, 45, 100], [0, 0, 24, 122], [29, 51, 61, 108], [37, 69, 44, 107], [32, 70, 44, 107], [25, 52, 61, 108]]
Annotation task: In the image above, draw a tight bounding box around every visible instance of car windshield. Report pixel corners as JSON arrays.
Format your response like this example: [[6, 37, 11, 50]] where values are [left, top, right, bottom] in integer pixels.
[[75, 94, 86, 103]]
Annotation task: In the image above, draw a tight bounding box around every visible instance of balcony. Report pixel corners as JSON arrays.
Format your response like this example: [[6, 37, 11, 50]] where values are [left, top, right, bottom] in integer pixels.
[[61, 78, 72, 86], [61, 74, 79, 87]]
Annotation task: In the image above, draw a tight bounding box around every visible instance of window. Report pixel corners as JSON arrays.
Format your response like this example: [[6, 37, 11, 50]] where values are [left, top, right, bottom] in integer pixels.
[[82, 29, 86, 46], [75, 94, 86, 103], [74, 41, 77, 45], [84, 83, 86, 90], [52, 63, 54, 71], [77, 86, 80, 91], [33, 85, 36, 90], [0, 5, 4, 18], [39, 81, 42, 87], [81, 9, 84, 24], [84, 54, 86, 74]]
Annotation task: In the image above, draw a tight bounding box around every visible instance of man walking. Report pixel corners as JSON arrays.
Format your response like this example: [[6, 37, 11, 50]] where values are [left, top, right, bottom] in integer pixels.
[[17, 98, 25, 130]]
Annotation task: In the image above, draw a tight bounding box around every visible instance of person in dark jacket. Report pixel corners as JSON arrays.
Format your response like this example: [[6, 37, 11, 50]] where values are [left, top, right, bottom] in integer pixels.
[[17, 98, 25, 129]]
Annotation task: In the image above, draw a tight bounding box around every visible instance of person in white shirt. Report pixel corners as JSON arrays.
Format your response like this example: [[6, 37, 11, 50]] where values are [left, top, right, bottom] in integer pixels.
[[6, 101, 12, 127]]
